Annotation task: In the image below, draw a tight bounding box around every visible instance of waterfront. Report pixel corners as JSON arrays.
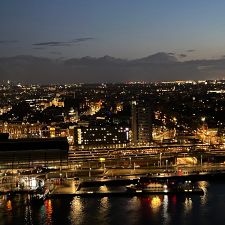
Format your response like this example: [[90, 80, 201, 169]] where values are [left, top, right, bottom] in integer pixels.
[[1, 180, 225, 225]]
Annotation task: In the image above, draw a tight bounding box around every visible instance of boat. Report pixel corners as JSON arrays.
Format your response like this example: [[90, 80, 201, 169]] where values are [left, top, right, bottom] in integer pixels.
[[29, 188, 49, 204], [126, 180, 204, 195]]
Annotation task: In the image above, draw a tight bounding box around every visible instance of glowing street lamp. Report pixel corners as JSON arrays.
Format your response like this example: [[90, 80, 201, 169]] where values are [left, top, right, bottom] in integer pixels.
[[159, 153, 162, 167]]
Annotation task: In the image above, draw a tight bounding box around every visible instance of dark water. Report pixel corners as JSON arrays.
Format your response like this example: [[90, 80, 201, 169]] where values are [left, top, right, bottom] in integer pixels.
[[1, 181, 225, 225]]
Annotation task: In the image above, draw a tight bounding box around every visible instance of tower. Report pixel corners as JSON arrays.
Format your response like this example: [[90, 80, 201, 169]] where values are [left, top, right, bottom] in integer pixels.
[[131, 101, 152, 146]]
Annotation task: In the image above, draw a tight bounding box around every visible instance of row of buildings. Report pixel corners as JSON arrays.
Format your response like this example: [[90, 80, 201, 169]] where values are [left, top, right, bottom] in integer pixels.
[[0, 101, 153, 149]]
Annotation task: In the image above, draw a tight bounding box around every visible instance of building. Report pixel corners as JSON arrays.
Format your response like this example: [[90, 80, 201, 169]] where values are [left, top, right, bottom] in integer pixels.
[[0, 122, 43, 139], [0, 136, 69, 169], [131, 101, 152, 145], [74, 125, 130, 149]]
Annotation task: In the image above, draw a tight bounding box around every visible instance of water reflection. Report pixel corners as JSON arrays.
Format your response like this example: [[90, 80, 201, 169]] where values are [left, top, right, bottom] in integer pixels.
[[128, 196, 140, 210], [162, 195, 170, 224], [151, 196, 162, 213], [44, 199, 53, 225], [184, 197, 192, 213], [6, 200, 12, 211], [39, 204, 46, 225], [140, 196, 162, 214], [100, 197, 109, 211], [98, 197, 110, 225], [24, 205, 33, 225], [198, 181, 209, 206], [70, 197, 83, 225]]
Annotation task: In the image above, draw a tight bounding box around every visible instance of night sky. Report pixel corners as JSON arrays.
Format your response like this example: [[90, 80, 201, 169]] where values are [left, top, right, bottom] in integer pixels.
[[1, 0, 225, 83]]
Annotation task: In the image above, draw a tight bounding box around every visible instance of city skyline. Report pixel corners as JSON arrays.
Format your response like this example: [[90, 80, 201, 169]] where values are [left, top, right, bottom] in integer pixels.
[[2, 2, 225, 223]]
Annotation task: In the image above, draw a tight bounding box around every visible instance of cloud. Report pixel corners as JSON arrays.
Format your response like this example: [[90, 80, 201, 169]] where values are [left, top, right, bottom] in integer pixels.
[[72, 37, 95, 43], [33, 47, 46, 50], [3, 52, 225, 83], [50, 51, 62, 55], [168, 52, 175, 55], [33, 37, 94, 47], [0, 40, 18, 44], [179, 54, 187, 58], [33, 41, 71, 47], [186, 49, 196, 52]]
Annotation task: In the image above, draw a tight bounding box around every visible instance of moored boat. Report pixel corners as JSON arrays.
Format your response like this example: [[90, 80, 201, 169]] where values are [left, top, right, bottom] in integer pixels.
[[126, 180, 204, 195], [29, 188, 49, 204]]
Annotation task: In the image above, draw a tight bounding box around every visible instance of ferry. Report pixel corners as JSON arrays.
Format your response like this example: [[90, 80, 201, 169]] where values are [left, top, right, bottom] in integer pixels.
[[126, 180, 204, 195]]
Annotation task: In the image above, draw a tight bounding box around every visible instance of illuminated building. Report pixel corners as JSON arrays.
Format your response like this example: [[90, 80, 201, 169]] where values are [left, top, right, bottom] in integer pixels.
[[0, 122, 43, 139], [131, 101, 152, 145], [68, 107, 79, 122], [0, 136, 69, 191], [74, 125, 130, 149], [51, 97, 64, 107]]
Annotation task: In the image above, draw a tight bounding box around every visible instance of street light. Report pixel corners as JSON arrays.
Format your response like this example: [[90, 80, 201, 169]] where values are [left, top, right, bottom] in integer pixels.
[[166, 160, 168, 171], [103, 163, 106, 174], [159, 153, 162, 167], [89, 168, 92, 177]]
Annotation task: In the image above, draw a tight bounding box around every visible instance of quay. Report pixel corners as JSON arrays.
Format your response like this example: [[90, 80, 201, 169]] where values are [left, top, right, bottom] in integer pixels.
[[48, 172, 215, 198], [2, 169, 225, 198]]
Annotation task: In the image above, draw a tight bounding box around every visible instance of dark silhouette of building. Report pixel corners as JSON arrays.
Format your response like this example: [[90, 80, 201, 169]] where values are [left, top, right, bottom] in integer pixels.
[[0, 136, 69, 168], [0, 133, 9, 141]]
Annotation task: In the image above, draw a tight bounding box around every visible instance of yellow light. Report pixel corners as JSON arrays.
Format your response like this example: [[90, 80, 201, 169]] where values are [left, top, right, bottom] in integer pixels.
[[151, 196, 161, 210], [6, 200, 12, 211]]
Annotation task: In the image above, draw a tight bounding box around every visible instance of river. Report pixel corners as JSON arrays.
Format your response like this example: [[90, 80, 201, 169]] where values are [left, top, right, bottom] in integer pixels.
[[0, 180, 225, 225]]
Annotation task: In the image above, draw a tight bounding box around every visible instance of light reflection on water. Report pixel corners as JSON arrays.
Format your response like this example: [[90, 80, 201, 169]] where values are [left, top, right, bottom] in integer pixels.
[[24, 204, 33, 225], [198, 181, 209, 206], [44, 199, 53, 225], [6, 200, 12, 211], [3, 181, 225, 225], [70, 197, 84, 225], [184, 197, 193, 214], [100, 197, 109, 214], [162, 195, 170, 225], [150, 196, 162, 212]]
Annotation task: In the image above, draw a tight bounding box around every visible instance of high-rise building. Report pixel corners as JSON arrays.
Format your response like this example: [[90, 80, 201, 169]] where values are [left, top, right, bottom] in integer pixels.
[[131, 101, 152, 145]]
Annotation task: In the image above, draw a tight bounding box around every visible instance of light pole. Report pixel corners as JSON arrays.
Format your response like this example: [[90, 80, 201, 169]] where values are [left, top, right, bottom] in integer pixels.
[[103, 163, 106, 174], [159, 153, 162, 168], [89, 167, 92, 177], [166, 160, 168, 171]]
